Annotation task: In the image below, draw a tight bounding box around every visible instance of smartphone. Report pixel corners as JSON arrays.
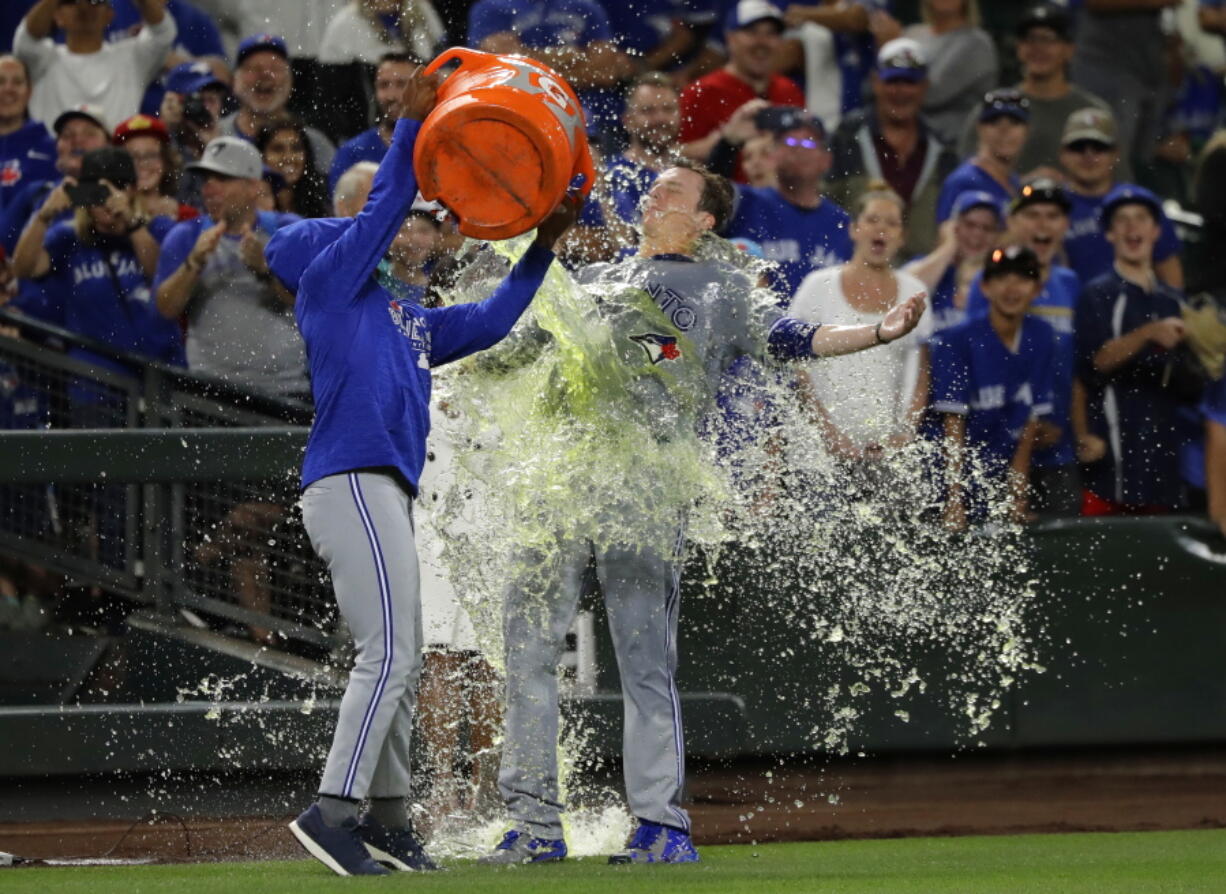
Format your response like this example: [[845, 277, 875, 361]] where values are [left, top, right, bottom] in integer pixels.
[[66, 182, 110, 208]]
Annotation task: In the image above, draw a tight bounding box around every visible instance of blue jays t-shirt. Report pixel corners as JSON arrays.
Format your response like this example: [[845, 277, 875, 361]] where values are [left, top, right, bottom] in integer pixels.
[[1181, 374, 1226, 490], [931, 314, 1056, 481], [578, 154, 657, 227], [0, 120, 56, 215], [328, 127, 389, 194], [965, 265, 1081, 467], [20, 218, 185, 398], [935, 160, 1018, 223], [468, 0, 618, 132], [1064, 187, 1180, 285], [723, 187, 853, 301]]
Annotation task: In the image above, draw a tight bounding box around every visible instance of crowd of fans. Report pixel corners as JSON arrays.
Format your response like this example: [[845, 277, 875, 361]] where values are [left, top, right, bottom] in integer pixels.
[[1, 0, 1225, 632]]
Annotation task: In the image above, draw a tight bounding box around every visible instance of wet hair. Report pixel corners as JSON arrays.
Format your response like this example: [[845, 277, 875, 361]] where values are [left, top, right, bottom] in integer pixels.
[[855, 179, 906, 221], [670, 158, 735, 231]]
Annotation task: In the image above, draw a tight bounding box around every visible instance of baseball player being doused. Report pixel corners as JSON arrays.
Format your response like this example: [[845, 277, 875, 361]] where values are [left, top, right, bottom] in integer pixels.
[[478, 159, 927, 865], [262, 67, 582, 877]]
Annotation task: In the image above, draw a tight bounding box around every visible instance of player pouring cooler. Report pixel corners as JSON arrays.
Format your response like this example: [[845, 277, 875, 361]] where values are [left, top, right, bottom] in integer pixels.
[[262, 67, 581, 878], [481, 159, 927, 865]]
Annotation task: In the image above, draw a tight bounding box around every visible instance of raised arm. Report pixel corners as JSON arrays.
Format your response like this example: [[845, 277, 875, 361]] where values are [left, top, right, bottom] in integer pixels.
[[131, 0, 168, 25], [425, 198, 582, 366], [298, 68, 441, 309], [18, 0, 59, 41]]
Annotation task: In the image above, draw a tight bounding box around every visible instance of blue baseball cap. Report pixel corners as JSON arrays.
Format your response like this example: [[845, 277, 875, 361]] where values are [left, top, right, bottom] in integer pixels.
[[724, 0, 785, 34], [951, 190, 1005, 222], [980, 88, 1030, 123], [1099, 184, 1164, 228], [236, 33, 289, 67], [876, 38, 927, 83], [164, 61, 228, 96]]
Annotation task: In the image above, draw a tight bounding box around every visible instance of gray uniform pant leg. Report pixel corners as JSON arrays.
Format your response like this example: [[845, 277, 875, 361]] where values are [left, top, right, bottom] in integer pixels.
[[498, 541, 590, 838], [596, 533, 690, 833], [302, 471, 423, 802]]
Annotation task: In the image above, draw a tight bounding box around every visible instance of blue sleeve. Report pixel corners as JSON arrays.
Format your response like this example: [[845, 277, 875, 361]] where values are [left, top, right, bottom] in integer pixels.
[[423, 241, 556, 366], [468, 0, 512, 45], [41, 224, 77, 277], [965, 275, 988, 319], [2, 181, 43, 254], [290, 119, 421, 311], [1154, 214, 1181, 263], [153, 219, 198, 291], [174, 0, 227, 59], [765, 317, 820, 362], [146, 215, 176, 244], [930, 331, 970, 415], [578, 199, 605, 227]]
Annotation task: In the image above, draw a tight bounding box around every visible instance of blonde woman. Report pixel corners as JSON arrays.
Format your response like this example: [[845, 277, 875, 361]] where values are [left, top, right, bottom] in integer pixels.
[[789, 182, 931, 465]]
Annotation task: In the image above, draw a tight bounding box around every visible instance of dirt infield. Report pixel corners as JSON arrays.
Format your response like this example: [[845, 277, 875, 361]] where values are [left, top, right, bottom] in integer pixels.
[[2, 748, 1224, 864]]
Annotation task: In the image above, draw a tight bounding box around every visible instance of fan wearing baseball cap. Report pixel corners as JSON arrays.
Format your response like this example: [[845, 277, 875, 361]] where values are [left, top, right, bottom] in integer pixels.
[[930, 244, 1057, 530], [953, 4, 1110, 178], [678, 0, 804, 183], [903, 189, 1003, 336], [153, 134, 308, 399], [12, 0, 177, 130], [218, 34, 336, 179], [10, 145, 184, 379], [1058, 107, 1183, 289], [1073, 184, 1193, 516], [936, 89, 1029, 224], [826, 37, 958, 259], [961, 179, 1083, 517], [113, 113, 197, 222]]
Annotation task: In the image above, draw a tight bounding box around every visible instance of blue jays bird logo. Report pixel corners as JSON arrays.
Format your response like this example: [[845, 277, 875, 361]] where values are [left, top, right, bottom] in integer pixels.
[[631, 333, 681, 364]]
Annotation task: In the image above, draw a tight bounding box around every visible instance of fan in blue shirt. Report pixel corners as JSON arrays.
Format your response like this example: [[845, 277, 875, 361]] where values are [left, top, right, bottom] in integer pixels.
[[0, 56, 56, 215], [962, 180, 1082, 516], [935, 89, 1029, 223], [9, 148, 184, 406], [722, 112, 853, 301], [1181, 372, 1226, 537], [931, 245, 1056, 528], [1074, 186, 1195, 512]]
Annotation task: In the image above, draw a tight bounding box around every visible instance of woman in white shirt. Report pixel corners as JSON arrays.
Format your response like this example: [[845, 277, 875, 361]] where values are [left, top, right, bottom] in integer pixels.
[[790, 181, 931, 464]]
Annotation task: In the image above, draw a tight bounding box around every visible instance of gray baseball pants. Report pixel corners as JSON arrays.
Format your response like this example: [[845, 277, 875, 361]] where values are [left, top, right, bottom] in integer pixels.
[[499, 527, 690, 837], [301, 471, 423, 801]]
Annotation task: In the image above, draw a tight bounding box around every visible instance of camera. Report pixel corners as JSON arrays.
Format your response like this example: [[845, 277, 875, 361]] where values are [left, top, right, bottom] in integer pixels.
[[66, 182, 111, 208], [182, 93, 214, 129]]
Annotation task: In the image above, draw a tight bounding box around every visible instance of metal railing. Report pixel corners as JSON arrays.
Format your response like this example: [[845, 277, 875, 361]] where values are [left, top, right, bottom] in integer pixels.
[[0, 309, 336, 649]]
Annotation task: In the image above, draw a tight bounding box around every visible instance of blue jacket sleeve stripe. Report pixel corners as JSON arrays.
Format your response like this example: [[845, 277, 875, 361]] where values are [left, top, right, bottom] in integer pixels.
[[766, 317, 820, 362]]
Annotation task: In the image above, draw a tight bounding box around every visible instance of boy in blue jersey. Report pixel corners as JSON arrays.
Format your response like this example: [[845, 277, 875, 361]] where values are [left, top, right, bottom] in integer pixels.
[[932, 245, 1056, 530], [264, 69, 581, 877], [963, 179, 1082, 516], [722, 109, 853, 300], [936, 89, 1029, 224], [1074, 185, 1193, 515], [1058, 107, 1183, 289]]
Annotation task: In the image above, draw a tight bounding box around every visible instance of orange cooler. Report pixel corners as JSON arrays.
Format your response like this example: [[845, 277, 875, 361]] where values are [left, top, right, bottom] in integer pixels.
[[414, 47, 595, 241]]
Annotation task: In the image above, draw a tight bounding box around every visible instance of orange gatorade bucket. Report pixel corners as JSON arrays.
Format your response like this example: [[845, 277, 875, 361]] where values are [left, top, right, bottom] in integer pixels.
[[414, 47, 596, 241]]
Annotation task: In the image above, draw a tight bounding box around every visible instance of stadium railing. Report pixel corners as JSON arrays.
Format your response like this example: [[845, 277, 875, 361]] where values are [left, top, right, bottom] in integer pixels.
[[0, 309, 335, 649]]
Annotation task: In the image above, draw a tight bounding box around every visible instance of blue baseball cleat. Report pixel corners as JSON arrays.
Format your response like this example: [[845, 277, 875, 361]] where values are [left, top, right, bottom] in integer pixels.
[[357, 814, 439, 871], [478, 827, 568, 864], [608, 819, 700, 864], [288, 804, 389, 876]]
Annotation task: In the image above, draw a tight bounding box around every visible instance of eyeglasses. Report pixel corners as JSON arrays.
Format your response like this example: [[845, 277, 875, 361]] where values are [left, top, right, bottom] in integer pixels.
[[1065, 140, 1112, 155], [781, 137, 821, 150]]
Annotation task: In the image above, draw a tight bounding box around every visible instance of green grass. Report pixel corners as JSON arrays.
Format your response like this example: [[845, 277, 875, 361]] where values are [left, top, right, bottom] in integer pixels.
[[9, 829, 1226, 893]]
